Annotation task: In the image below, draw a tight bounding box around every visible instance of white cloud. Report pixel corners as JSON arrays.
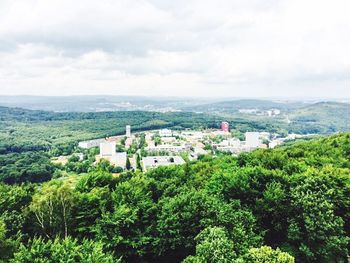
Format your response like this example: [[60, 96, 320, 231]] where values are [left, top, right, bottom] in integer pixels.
[[0, 0, 350, 98]]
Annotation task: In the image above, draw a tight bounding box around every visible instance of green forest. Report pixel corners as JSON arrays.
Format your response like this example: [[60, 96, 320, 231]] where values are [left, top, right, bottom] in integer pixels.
[[1, 107, 350, 262]]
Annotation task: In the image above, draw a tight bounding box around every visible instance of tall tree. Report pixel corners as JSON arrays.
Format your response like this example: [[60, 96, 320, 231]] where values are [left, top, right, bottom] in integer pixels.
[[30, 181, 74, 238]]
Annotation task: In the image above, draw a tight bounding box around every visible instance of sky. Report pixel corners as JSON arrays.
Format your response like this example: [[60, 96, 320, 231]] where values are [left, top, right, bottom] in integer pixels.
[[0, 0, 350, 98]]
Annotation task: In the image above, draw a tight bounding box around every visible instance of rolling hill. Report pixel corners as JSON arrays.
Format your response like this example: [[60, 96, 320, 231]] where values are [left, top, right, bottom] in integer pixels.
[[289, 101, 350, 133]]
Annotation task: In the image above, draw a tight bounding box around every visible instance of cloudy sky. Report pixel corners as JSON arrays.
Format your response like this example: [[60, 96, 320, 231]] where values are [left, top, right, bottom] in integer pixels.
[[0, 0, 349, 98]]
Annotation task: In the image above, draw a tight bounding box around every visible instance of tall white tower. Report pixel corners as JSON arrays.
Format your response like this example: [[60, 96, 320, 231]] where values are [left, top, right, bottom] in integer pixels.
[[126, 125, 131, 138]]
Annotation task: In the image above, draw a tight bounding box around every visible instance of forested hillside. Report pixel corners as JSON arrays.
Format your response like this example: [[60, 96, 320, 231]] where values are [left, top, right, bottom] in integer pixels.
[[182, 99, 303, 113], [1, 132, 350, 262], [0, 96, 211, 112], [289, 102, 350, 133]]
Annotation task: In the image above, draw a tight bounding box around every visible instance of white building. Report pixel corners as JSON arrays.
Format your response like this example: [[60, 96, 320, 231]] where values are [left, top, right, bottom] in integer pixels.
[[125, 137, 133, 149], [145, 144, 188, 153], [78, 138, 107, 149], [98, 141, 128, 168], [228, 138, 241, 147], [267, 109, 281, 117], [100, 141, 116, 157], [272, 109, 281, 115], [269, 140, 281, 149], [213, 138, 241, 148], [211, 130, 231, 137], [159, 129, 172, 137], [142, 156, 185, 171], [189, 147, 208, 161], [97, 151, 127, 169], [161, 137, 177, 143], [216, 146, 248, 155], [181, 131, 204, 140], [110, 152, 127, 168], [192, 147, 208, 157], [239, 108, 258, 114], [126, 125, 131, 138], [245, 132, 260, 148]]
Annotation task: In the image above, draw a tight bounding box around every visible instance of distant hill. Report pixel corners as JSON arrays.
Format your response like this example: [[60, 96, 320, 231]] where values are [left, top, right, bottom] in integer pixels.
[[2, 98, 350, 135], [0, 96, 308, 113], [289, 101, 350, 133], [291, 101, 350, 120], [181, 100, 350, 134], [181, 99, 306, 113], [0, 95, 213, 112]]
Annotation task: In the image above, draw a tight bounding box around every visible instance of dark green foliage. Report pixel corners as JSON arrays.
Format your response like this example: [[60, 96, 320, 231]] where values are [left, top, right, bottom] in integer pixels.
[[0, 184, 34, 234], [72, 186, 112, 239], [0, 219, 19, 262], [75, 171, 117, 192], [287, 173, 349, 262], [96, 174, 158, 261], [155, 190, 261, 260], [0, 152, 54, 184], [136, 153, 142, 171], [125, 157, 131, 170]]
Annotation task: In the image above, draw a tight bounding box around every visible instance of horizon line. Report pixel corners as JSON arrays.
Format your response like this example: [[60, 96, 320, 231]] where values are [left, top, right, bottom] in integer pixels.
[[0, 94, 350, 101]]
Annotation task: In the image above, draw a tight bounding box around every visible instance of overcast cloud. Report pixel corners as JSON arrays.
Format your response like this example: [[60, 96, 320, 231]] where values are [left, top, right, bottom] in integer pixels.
[[0, 0, 349, 98]]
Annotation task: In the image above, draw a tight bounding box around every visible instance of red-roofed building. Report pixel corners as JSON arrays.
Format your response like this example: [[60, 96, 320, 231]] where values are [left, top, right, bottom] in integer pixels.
[[221, 122, 230, 132]]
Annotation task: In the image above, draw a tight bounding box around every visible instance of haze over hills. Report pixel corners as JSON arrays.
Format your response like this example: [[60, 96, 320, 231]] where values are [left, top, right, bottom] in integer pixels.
[[0, 95, 345, 113], [288, 101, 350, 133], [181, 99, 307, 113], [2, 97, 350, 136], [0, 96, 217, 113]]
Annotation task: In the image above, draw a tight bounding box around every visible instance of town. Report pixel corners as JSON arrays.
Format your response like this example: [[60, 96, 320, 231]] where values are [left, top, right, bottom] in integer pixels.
[[65, 122, 311, 172]]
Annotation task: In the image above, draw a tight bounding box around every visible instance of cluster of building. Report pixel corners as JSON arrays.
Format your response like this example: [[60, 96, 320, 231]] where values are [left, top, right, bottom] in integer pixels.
[[238, 108, 281, 117], [76, 121, 306, 173], [211, 132, 263, 154]]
